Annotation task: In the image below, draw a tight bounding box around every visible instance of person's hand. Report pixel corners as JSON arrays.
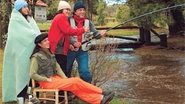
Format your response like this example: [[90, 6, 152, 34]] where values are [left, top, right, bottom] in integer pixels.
[[47, 78, 52, 82], [74, 42, 81, 48], [100, 30, 107, 37], [84, 27, 89, 32], [70, 44, 75, 51], [70, 44, 79, 51], [74, 48, 79, 51]]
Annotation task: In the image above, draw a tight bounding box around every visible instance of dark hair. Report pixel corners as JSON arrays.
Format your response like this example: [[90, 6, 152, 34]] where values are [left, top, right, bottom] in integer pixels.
[[30, 32, 48, 58], [19, 7, 32, 20], [34, 33, 48, 45], [30, 45, 40, 58]]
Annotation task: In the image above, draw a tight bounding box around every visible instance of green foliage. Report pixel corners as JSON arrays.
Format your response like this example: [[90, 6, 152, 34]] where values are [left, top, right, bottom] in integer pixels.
[[153, 13, 168, 28], [106, 5, 118, 17], [47, 0, 60, 20], [0, 1, 11, 48], [171, 0, 185, 4], [127, 1, 166, 28], [127, 0, 185, 29], [96, 0, 106, 25], [91, 0, 99, 15], [116, 4, 130, 22]]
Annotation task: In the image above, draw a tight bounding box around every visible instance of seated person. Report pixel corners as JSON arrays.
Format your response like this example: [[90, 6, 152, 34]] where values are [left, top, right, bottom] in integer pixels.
[[29, 33, 114, 104]]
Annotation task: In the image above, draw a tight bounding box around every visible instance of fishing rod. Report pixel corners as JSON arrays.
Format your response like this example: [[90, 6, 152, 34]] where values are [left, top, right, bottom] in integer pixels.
[[82, 3, 185, 45]]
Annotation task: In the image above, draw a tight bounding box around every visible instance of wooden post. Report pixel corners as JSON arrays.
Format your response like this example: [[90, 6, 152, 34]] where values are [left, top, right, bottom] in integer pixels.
[[139, 27, 151, 45], [139, 27, 145, 43], [144, 28, 151, 45], [160, 33, 167, 47]]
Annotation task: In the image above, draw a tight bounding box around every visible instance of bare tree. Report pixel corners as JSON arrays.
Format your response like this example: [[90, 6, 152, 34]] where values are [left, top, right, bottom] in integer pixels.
[[70, 38, 122, 87], [89, 38, 122, 86]]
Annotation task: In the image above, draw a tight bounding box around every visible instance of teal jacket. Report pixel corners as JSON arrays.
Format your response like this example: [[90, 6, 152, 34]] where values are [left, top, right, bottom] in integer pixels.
[[2, 9, 40, 102]]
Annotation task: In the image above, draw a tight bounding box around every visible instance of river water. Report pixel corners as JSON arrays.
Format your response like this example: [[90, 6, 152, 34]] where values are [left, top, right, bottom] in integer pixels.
[[101, 48, 185, 104]]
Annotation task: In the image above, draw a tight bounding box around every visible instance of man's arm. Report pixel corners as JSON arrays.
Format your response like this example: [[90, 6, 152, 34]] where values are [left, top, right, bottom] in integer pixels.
[[89, 21, 107, 39]]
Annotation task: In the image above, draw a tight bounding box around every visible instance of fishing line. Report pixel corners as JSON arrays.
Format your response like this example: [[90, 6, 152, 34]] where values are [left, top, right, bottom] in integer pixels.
[[82, 3, 185, 44]]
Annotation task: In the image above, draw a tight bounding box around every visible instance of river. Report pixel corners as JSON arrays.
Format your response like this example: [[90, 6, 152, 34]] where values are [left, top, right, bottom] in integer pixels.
[[101, 48, 185, 104]]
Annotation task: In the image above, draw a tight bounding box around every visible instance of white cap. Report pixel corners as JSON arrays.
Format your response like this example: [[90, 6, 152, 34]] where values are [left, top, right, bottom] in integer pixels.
[[57, 0, 71, 11]]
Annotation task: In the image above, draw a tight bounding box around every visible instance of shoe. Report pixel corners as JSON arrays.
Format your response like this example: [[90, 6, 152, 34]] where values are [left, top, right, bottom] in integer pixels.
[[30, 97, 40, 104], [68, 92, 77, 102], [100, 92, 114, 104]]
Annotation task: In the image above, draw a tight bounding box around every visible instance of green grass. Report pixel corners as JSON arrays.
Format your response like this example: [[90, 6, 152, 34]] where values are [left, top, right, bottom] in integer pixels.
[[37, 21, 51, 30], [110, 98, 125, 104], [37, 21, 167, 37], [96, 21, 120, 27], [0, 49, 3, 104], [37, 21, 139, 36], [107, 29, 139, 36]]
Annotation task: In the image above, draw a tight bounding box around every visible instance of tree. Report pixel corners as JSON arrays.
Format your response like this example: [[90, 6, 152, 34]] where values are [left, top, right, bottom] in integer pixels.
[[47, 0, 59, 20], [127, 0, 166, 28], [90, 43, 122, 86], [168, 3, 185, 36], [116, 4, 130, 22], [97, 0, 106, 25], [106, 5, 118, 17], [0, 0, 12, 49], [127, 0, 185, 36]]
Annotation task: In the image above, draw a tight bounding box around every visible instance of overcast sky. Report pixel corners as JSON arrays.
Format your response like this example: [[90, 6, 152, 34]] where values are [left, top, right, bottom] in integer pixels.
[[104, 0, 126, 5]]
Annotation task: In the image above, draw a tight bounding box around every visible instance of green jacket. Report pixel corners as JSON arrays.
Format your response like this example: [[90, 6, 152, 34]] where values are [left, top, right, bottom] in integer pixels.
[[30, 50, 67, 81]]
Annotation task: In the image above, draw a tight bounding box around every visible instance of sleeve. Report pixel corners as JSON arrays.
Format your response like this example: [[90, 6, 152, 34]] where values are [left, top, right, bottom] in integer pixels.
[[89, 21, 101, 39], [56, 63, 67, 78], [57, 15, 85, 36], [29, 57, 48, 81]]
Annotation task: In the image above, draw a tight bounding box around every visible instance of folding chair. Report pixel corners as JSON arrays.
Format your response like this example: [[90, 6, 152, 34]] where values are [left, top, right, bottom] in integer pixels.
[[32, 79, 68, 104]]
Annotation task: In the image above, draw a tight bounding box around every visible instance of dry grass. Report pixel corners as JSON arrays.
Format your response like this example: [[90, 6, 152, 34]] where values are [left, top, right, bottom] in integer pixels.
[[168, 36, 185, 49], [135, 36, 185, 58], [0, 49, 3, 103]]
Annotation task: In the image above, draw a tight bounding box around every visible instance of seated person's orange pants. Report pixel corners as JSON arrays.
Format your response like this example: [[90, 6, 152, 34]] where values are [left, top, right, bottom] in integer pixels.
[[39, 75, 102, 104]]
